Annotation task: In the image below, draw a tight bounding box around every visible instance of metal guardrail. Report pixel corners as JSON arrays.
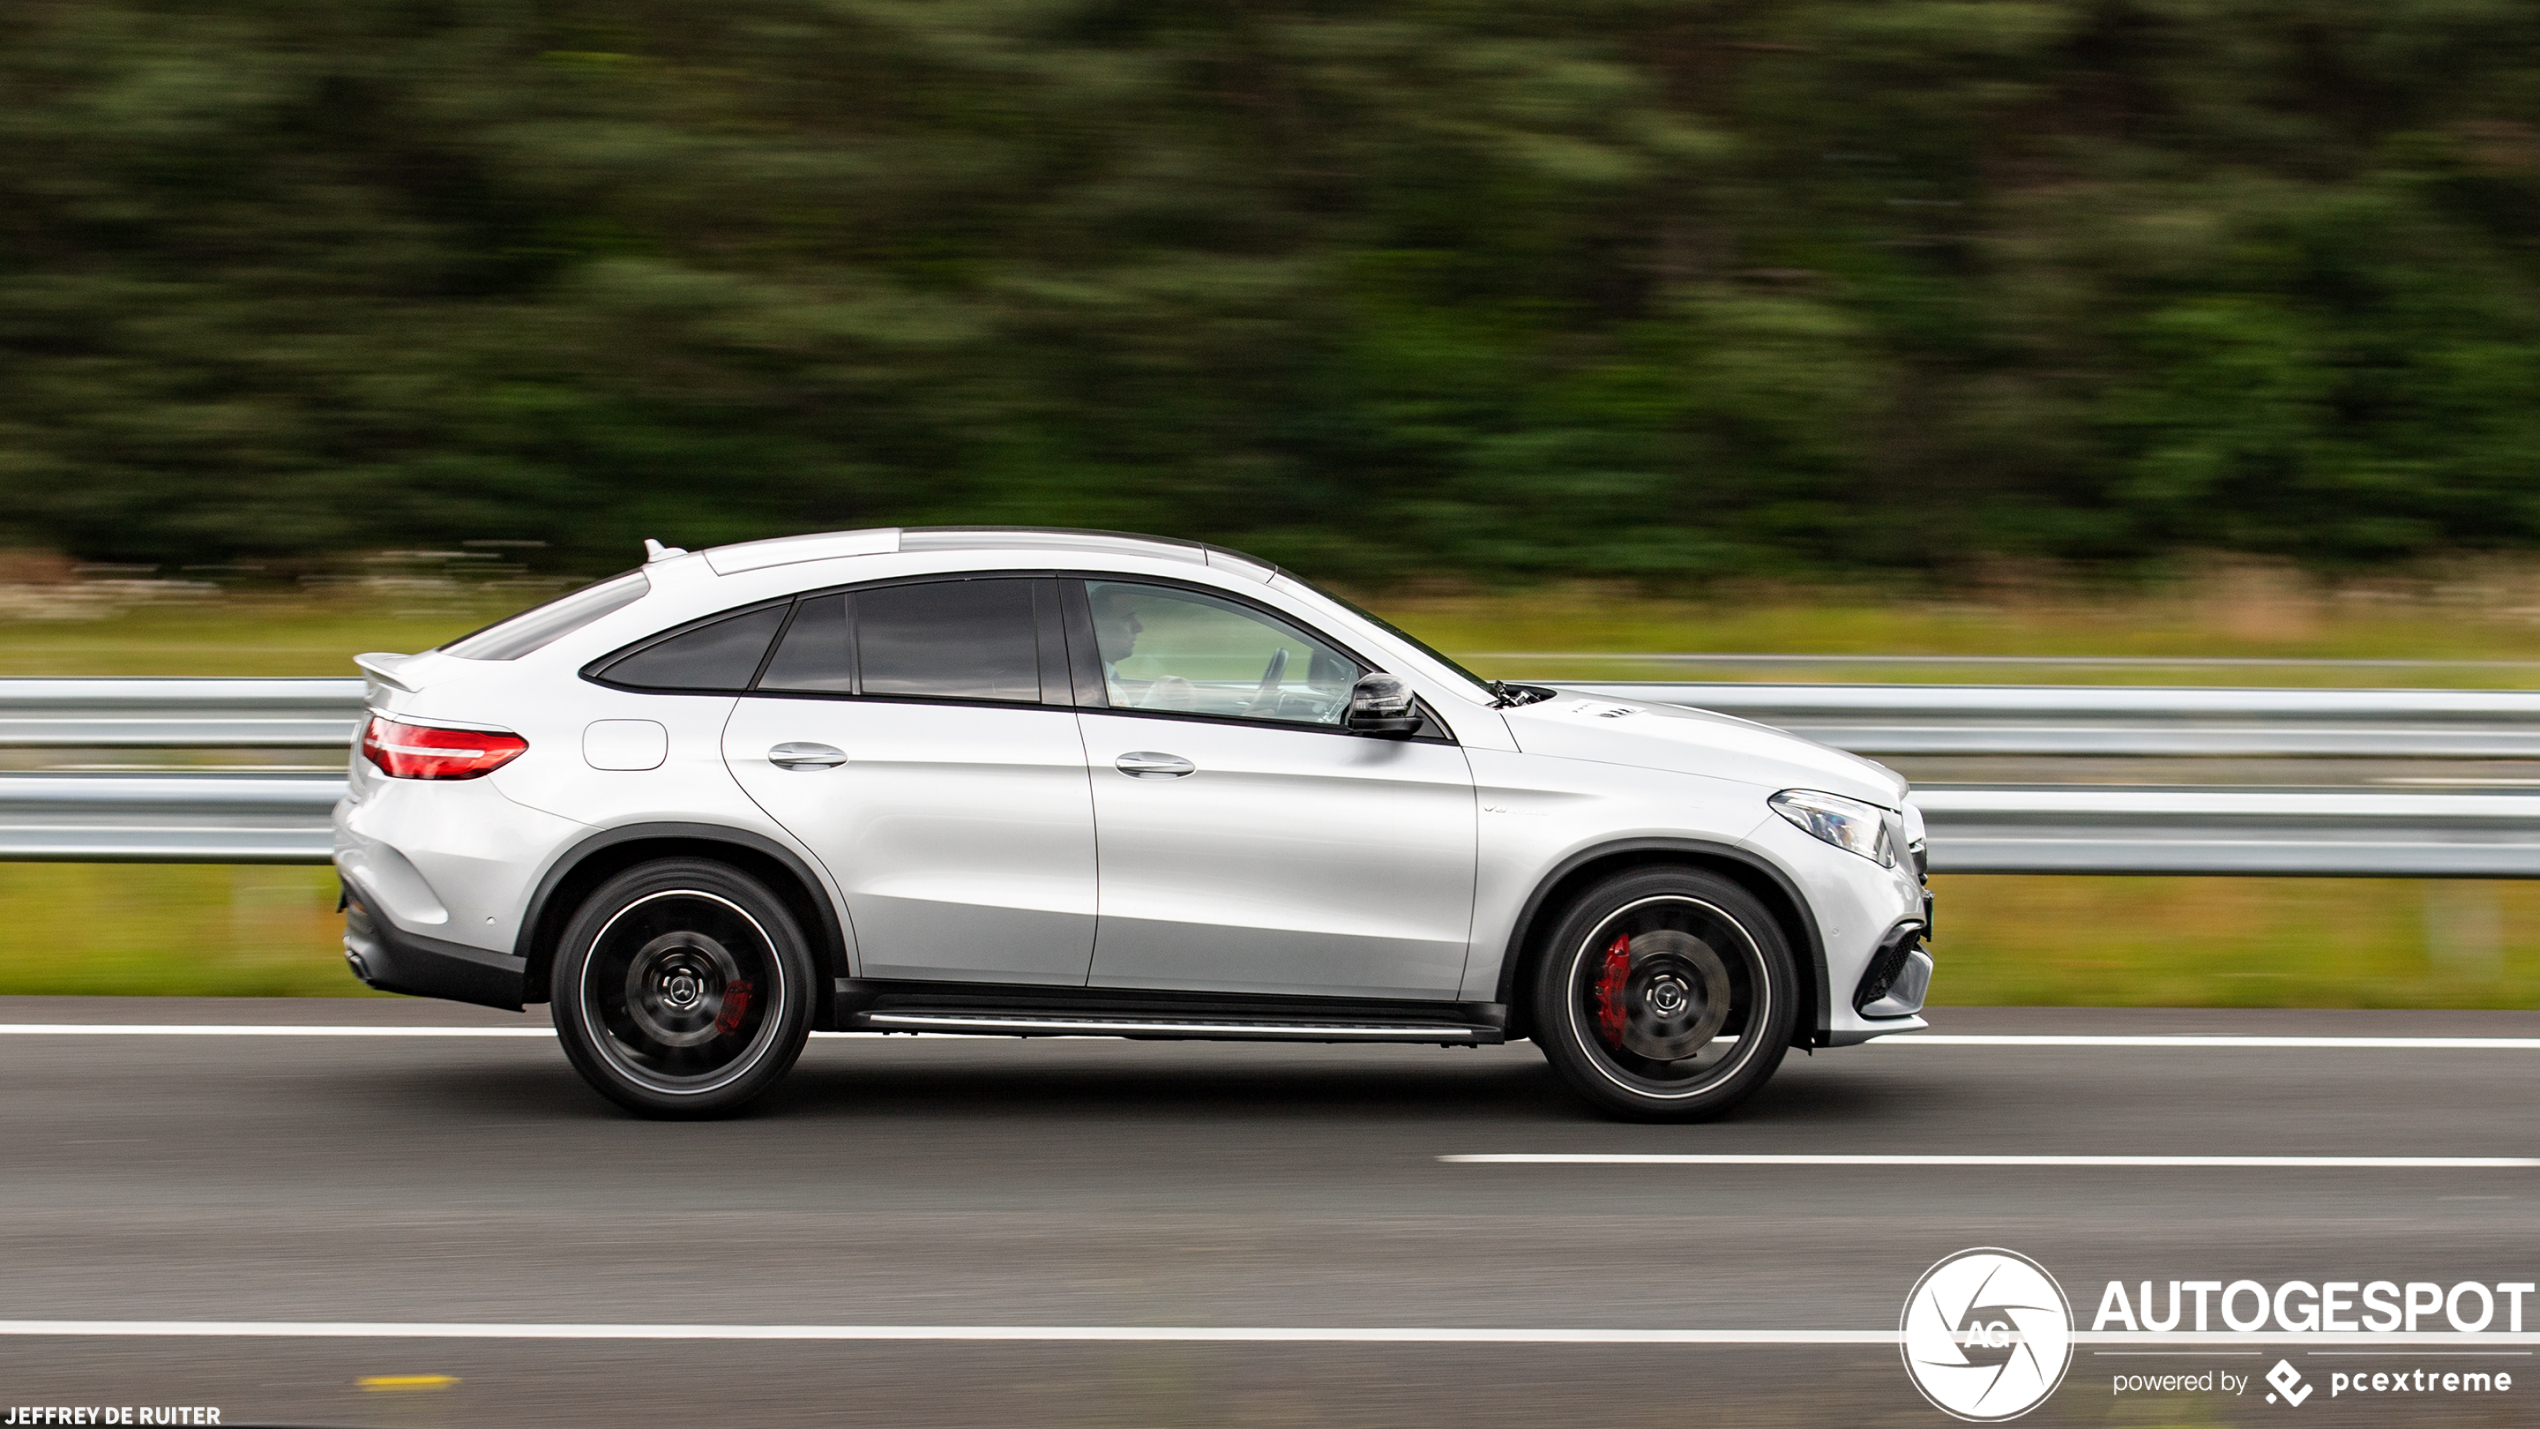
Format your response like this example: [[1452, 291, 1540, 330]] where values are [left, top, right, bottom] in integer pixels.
[[0, 773, 344, 863], [7, 678, 2540, 875], [0, 678, 367, 747], [1490, 651, 2540, 671], [1565, 683, 2540, 759], [1914, 788, 2540, 877], [0, 679, 362, 863]]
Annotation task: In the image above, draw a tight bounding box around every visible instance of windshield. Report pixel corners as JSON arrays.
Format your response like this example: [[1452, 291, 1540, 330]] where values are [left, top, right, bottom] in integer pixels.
[[440, 570, 650, 661]]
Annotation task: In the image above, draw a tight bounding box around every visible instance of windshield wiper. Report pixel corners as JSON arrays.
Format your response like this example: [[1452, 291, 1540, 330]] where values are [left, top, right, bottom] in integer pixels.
[[1489, 681, 1556, 708]]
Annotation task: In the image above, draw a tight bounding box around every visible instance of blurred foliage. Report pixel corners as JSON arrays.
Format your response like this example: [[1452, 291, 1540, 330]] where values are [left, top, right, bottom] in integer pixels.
[[6, 0, 2540, 579]]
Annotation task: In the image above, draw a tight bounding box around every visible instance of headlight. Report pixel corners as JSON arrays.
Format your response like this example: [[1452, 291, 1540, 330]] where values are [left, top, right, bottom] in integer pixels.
[[1769, 789, 1896, 867]]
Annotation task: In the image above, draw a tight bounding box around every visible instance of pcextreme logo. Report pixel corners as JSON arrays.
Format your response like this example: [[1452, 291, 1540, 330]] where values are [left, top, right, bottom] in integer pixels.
[[1901, 1248, 2076, 1421]]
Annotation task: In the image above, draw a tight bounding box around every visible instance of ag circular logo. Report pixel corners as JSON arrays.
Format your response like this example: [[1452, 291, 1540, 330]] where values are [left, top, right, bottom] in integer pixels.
[[1900, 1248, 2074, 1421]]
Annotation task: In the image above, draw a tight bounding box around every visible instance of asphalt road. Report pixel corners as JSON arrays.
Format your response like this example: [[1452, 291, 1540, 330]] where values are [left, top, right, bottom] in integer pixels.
[[0, 997, 2533, 1428]]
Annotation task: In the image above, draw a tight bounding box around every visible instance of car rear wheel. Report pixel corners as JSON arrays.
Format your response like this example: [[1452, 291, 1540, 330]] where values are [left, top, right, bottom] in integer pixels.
[[550, 858, 815, 1118], [1532, 867, 1798, 1121]]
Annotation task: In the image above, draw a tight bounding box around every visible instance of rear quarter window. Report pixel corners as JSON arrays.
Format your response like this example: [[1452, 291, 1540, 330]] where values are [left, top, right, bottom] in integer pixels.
[[593, 603, 791, 691]]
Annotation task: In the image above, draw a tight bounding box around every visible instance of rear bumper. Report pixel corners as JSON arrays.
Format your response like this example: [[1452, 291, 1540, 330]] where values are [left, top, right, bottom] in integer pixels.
[[341, 873, 527, 1011]]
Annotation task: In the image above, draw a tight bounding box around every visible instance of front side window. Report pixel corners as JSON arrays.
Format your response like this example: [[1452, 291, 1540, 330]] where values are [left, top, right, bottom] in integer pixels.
[[1086, 581, 1362, 726]]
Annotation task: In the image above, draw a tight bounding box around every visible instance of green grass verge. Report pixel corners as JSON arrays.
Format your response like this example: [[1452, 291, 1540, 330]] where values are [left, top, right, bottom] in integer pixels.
[[0, 864, 380, 998], [2, 581, 2536, 1005], [5, 862, 2530, 1007], [1377, 583, 2540, 687], [1931, 876, 2540, 1009], [17, 571, 2540, 680], [0, 595, 517, 677]]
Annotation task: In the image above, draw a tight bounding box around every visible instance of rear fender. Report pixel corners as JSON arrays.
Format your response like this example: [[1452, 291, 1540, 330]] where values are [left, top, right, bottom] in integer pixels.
[[514, 822, 851, 1026]]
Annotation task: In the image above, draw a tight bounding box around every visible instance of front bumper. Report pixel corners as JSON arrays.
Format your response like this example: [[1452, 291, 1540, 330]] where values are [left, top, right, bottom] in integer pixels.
[[341, 873, 528, 1011], [1852, 917, 1933, 1021]]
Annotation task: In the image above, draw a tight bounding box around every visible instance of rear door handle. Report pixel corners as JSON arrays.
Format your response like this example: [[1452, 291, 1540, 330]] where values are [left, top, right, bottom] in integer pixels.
[[1114, 751, 1195, 778], [768, 742, 847, 771]]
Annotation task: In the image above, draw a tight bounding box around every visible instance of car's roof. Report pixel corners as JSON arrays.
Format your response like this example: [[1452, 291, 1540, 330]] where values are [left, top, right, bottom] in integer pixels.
[[689, 526, 1281, 581]]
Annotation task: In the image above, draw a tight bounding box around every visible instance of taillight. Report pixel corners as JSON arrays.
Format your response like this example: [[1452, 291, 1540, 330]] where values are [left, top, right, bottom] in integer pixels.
[[361, 715, 528, 780]]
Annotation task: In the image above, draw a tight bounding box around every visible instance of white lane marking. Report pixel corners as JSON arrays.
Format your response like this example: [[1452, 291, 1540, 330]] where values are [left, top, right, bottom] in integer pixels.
[[1, 1027, 2531, 1049], [1443, 1154, 2540, 1168], [0, 1322, 2531, 1346], [0, 1025, 556, 1037], [2098, 1338, 2540, 1350], [1880, 1035, 2540, 1049], [0, 1321, 1885, 1344], [0, 1026, 927, 1039]]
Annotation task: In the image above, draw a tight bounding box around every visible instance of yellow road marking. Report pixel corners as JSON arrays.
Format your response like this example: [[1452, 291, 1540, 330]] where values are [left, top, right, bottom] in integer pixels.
[[358, 1374, 459, 1391]]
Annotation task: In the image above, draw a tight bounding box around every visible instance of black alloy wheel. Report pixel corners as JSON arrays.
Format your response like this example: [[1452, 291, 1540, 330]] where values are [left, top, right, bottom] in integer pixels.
[[1532, 867, 1798, 1121], [551, 858, 816, 1118]]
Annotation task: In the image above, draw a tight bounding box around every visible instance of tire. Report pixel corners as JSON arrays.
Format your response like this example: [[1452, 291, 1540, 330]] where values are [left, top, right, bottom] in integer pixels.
[[550, 858, 816, 1118], [1531, 867, 1798, 1122]]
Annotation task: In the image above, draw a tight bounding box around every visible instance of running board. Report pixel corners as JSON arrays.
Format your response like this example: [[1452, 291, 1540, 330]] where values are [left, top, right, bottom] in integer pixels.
[[851, 1010, 1504, 1045]]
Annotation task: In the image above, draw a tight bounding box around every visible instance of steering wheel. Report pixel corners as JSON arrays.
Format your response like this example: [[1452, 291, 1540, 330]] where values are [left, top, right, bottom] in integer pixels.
[[1240, 648, 1290, 716]]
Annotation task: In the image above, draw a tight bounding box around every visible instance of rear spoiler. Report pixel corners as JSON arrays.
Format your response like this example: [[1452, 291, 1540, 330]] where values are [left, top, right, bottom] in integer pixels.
[[353, 652, 419, 693]]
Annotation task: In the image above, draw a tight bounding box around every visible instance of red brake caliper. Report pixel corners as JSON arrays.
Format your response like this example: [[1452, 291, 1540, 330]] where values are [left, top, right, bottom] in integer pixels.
[[1592, 935, 1631, 1048], [714, 979, 754, 1038]]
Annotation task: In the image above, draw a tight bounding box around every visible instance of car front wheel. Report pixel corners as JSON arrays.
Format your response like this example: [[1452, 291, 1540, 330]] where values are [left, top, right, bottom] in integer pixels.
[[550, 858, 815, 1118], [1532, 867, 1798, 1121]]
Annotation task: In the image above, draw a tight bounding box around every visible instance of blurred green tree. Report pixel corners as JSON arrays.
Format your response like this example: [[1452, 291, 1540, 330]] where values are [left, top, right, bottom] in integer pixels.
[[2, 0, 2536, 579]]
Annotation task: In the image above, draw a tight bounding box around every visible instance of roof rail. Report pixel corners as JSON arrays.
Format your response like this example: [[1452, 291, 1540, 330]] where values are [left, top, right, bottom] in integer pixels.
[[897, 526, 1281, 580]]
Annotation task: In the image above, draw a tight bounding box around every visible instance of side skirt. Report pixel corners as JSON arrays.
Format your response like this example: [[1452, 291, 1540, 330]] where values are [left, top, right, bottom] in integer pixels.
[[832, 979, 1508, 1046]]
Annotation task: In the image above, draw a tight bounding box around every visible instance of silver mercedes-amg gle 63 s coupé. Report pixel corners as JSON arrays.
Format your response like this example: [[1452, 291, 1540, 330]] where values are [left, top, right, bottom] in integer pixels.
[[337, 528, 1932, 1119]]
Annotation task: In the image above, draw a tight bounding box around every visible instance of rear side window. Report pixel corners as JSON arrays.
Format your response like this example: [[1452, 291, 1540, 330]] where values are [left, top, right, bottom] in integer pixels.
[[596, 603, 788, 691], [857, 580, 1040, 703], [441, 571, 649, 661]]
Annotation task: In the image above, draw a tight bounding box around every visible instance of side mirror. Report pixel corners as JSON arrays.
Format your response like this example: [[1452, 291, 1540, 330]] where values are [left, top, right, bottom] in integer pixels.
[[1345, 673, 1423, 737]]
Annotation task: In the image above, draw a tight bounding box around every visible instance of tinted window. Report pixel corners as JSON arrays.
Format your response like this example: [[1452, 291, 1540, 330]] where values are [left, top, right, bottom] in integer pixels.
[[442, 571, 649, 661], [1085, 581, 1361, 726], [599, 604, 788, 691], [858, 580, 1040, 702], [756, 594, 853, 692]]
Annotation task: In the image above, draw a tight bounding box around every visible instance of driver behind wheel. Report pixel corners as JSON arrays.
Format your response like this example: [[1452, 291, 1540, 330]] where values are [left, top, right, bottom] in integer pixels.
[[1091, 585, 1196, 710]]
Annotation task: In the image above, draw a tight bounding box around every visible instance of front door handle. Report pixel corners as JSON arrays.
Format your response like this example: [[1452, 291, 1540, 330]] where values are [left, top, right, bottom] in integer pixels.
[[1114, 751, 1195, 779], [768, 742, 848, 771]]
